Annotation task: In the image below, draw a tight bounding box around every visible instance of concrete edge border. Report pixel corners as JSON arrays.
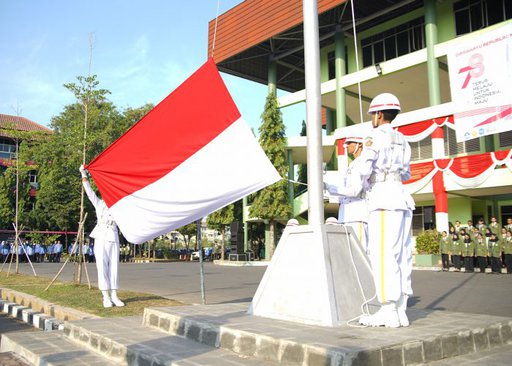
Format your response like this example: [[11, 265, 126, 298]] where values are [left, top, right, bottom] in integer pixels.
[[0, 287, 99, 332]]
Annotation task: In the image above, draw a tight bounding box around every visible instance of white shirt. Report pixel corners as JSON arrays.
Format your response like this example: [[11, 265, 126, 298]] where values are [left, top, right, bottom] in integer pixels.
[[83, 180, 119, 243], [358, 123, 415, 211]]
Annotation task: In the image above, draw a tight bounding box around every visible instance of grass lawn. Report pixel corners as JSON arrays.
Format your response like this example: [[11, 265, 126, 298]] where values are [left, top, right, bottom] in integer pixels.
[[0, 272, 185, 318]]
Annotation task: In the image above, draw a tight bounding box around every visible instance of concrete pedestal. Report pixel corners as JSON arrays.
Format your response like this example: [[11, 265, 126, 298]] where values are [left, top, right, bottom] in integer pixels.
[[248, 224, 376, 327]]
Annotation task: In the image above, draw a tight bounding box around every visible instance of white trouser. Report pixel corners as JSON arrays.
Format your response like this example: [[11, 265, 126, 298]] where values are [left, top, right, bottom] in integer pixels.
[[342, 222, 368, 254], [368, 209, 412, 304], [94, 238, 119, 291]]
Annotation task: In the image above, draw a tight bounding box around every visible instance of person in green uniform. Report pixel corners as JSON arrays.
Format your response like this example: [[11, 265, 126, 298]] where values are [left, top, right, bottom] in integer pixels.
[[462, 233, 475, 273], [488, 216, 500, 235], [502, 230, 512, 274], [439, 231, 451, 271], [474, 232, 488, 273]]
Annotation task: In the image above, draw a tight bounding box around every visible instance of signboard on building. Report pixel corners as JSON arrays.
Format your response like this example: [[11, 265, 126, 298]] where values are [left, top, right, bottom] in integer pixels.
[[448, 23, 512, 142]]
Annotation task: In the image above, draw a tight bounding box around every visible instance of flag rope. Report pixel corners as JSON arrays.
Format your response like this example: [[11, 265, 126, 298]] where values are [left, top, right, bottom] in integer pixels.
[[211, 0, 221, 59], [350, 0, 364, 124]]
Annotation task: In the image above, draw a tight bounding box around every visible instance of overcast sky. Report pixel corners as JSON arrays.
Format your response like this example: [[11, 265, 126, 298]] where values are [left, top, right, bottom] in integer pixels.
[[1, 0, 305, 136]]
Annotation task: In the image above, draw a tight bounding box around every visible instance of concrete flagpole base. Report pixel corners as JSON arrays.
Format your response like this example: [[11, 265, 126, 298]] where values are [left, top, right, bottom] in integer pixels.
[[248, 224, 376, 327]]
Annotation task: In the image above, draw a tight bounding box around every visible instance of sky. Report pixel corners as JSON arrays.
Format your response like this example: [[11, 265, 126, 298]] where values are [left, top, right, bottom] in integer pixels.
[[0, 0, 305, 137]]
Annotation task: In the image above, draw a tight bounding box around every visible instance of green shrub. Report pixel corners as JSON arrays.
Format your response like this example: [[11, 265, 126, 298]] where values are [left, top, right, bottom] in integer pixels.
[[415, 230, 440, 254]]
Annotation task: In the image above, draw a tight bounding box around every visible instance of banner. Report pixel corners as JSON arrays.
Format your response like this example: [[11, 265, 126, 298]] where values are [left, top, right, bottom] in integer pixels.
[[447, 23, 512, 142]]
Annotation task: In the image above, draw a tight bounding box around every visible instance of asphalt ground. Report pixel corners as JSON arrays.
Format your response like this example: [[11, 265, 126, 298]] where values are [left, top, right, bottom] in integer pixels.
[[11, 261, 512, 317]]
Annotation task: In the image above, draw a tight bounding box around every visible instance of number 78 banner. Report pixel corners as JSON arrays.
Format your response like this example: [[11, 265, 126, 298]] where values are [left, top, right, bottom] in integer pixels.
[[447, 23, 512, 142]]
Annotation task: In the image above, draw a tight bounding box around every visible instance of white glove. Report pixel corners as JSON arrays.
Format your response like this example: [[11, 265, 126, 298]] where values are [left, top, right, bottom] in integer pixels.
[[79, 164, 88, 179]]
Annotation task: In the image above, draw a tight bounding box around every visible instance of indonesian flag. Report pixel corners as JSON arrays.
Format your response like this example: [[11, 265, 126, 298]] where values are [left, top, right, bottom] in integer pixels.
[[86, 59, 280, 244]]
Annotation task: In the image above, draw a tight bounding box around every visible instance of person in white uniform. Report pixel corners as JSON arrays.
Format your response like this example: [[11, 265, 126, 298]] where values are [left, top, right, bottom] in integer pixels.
[[80, 165, 125, 308], [357, 93, 415, 328], [324, 133, 369, 253]]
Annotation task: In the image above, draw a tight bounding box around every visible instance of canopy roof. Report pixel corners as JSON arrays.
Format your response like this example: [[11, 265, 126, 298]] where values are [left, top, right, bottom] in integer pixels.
[[208, 0, 424, 92]]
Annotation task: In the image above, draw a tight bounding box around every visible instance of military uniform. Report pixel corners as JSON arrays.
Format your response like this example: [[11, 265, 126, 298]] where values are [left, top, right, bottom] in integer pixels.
[[502, 233, 512, 274], [474, 236, 488, 273], [450, 233, 462, 271], [488, 236, 502, 274], [439, 233, 451, 271], [462, 236, 475, 272], [325, 152, 369, 252]]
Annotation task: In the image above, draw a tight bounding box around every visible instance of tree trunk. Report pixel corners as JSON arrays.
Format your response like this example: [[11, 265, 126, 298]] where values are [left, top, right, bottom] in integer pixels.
[[221, 229, 225, 261], [269, 220, 276, 259]]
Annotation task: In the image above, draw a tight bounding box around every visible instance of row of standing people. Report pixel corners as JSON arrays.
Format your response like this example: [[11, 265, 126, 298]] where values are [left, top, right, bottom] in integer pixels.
[[0, 241, 96, 263], [439, 223, 512, 274]]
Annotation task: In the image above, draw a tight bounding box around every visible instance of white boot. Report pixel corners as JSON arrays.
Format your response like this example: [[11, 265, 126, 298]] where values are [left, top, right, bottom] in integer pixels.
[[102, 290, 113, 308], [359, 301, 400, 328], [397, 294, 410, 327], [110, 290, 125, 307]]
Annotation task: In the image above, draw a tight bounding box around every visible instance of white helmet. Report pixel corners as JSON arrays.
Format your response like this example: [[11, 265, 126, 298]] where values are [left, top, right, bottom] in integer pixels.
[[344, 136, 364, 145], [368, 93, 401, 114]]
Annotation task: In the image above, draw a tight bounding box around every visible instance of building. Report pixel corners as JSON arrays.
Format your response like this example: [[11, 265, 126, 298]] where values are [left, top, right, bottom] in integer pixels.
[[208, 0, 512, 256]]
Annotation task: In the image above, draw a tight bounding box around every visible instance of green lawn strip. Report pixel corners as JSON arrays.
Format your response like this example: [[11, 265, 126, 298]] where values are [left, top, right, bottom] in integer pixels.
[[0, 273, 184, 318]]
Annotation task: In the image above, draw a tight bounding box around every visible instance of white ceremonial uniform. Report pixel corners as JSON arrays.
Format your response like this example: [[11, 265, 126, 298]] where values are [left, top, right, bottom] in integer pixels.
[[358, 123, 415, 304], [83, 179, 120, 291], [325, 156, 369, 252]]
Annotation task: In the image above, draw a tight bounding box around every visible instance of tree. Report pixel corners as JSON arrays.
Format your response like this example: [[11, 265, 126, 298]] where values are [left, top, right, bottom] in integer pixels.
[[207, 205, 234, 261], [176, 222, 197, 259], [249, 91, 290, 259]]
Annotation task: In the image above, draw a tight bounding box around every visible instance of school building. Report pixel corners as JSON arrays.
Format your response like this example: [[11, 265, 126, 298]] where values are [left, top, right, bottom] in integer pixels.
[[208, 0, 512, 253]]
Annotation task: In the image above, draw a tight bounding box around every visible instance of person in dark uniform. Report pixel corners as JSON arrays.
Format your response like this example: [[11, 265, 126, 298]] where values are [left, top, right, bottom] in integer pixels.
[[474, 232, 487, 273], [488, 233, 502, 274], [439, 231, 451, 271], [462, 233, 475, 273], [452, 230, 463, 272]]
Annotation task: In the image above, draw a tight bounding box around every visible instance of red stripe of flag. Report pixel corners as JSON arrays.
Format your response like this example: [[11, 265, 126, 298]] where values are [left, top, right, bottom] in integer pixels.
[[87, 59, 240, 207]]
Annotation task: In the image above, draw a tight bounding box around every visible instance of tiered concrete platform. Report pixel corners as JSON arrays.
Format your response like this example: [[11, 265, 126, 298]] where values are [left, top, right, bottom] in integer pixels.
[[142, 303, 512, 365], [2, 302, 511, 365]]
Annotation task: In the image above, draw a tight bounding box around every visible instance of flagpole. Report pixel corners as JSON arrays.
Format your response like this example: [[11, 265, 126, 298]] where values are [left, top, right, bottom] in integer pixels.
[[197, 218, 206, 304], [303, 0, 324, 225]]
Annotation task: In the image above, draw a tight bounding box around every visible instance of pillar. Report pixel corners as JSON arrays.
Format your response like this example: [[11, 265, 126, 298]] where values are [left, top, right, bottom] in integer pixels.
[[425, 0, 441, 106], [335, 27, 347, 129], [432, 127, 448, 233]]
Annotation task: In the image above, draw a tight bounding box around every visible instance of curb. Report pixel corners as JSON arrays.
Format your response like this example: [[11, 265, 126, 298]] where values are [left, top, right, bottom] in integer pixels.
[[0, 288, 99, 332]]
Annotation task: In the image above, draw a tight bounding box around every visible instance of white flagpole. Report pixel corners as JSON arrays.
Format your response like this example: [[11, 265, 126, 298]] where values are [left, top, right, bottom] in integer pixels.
[[303, 0, 324, 225]]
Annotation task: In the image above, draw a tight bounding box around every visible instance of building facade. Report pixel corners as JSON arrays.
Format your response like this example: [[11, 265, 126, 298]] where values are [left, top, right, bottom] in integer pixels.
[[208, 0, 512, 255]]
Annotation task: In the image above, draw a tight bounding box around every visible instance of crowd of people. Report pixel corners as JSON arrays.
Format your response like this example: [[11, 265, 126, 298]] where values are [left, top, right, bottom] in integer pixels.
[[0, 240, 96, 264], [439, 217, 512, 274], [0, 240, 135, 265]]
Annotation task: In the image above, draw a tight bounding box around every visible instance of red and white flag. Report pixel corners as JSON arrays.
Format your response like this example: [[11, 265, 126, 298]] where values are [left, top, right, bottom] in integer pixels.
[[86, 59, 280, 244]]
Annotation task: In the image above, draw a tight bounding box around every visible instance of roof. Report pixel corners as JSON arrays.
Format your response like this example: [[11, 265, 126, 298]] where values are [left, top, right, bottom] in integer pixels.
[[0, 114, 52, 134], [208, 0, 424, 92]]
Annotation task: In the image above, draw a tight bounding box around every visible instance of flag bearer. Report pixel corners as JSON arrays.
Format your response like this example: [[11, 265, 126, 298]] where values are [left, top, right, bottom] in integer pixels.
[[357, 93, 415, 328], [80, 165, 124, 308]]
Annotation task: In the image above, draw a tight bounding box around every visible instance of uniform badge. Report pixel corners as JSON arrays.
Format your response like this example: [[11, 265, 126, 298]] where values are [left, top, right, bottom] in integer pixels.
[[364, 137, 373, 147]]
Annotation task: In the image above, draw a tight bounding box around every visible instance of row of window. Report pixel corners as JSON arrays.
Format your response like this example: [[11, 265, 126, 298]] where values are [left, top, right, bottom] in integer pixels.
[[410, 128, 512, 161], [327, 0, 511, 73]]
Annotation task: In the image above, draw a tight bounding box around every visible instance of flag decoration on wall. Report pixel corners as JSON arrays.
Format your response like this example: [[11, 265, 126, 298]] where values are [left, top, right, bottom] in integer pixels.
[[86, 59, 280, 244]]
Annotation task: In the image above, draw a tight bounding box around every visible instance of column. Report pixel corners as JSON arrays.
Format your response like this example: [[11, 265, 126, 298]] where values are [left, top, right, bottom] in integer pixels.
[[335, 26, 347, 129], [432, 126, 448, 233], [425, 0, 441, 106]]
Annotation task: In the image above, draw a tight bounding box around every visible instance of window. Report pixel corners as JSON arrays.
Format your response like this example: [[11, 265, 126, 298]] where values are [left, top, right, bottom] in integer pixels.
[[498, 130, 512, 148], [0, 137, 16, 160], [327, 48, 348, 80], [454, 0, 511, 36], [361, 18, 425, 68], [412, 205, 436, 236], [445, 126, 481, 155], [411, 135, 433, 161]]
